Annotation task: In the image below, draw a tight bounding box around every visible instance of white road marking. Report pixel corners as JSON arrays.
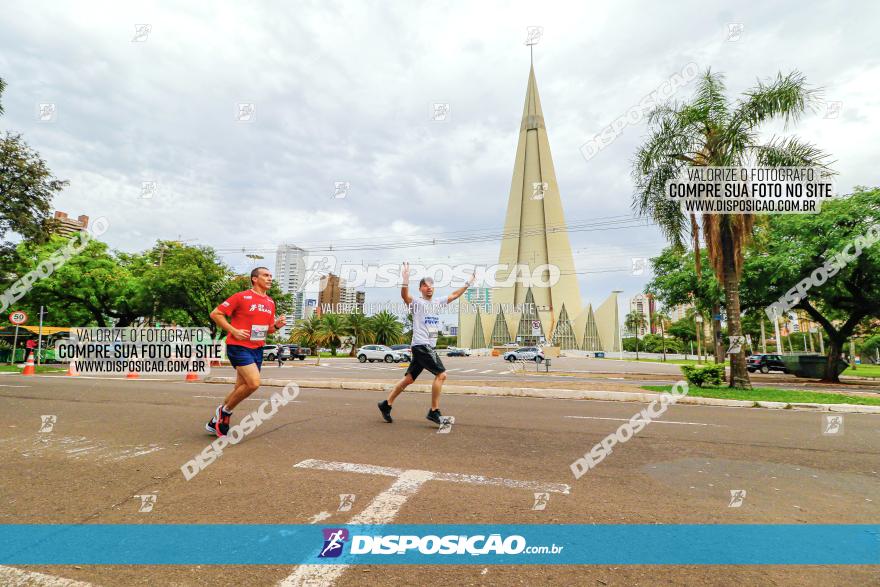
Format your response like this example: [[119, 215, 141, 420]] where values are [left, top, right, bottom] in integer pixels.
[[460, 369, 477, 373], [0, 384, 29, 388], [309, 511, 331, 524], [0, 566, 94, 586], [281, 460, 569, 586], [564, 415, 722, 427], [479, 370, 494, 374]]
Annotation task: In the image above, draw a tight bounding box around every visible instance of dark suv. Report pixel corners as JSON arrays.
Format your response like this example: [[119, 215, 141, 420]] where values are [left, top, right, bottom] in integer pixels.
[[746, 353, 789, 374]]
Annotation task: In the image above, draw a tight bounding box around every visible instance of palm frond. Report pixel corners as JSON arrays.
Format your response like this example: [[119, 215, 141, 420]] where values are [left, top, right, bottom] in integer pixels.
[[753, 136, 835, 172], [732, 71, 821, 131]]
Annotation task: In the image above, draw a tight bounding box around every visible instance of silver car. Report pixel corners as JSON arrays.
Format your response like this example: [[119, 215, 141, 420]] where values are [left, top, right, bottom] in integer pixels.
[[502, 347, 545, 362], [357, 345, 406, 363]]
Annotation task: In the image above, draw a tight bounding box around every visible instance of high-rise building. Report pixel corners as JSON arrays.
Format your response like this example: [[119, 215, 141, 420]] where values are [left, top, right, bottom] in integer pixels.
[[52, 211, 89, 237], [318, 274, 364, 314], [275, 244, 307, 338], [628, 293, 654, 338], [457, 61, 619, 351]]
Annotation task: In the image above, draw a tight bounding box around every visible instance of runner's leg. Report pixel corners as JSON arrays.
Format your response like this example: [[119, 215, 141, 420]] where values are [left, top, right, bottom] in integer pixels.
[[223, 363, 261, 411], [430, 372, 447, 410], [387, 373, 415, 405]]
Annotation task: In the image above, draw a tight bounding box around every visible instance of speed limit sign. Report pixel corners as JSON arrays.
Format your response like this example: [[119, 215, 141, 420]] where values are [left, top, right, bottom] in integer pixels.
[[9, 311, 28, 325]]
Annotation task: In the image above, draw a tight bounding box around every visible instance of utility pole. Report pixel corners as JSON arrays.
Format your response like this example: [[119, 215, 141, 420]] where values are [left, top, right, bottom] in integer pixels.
[[772, 309, 783, 355], [760, 319, 767, 354], [37, 306, 45, 366]]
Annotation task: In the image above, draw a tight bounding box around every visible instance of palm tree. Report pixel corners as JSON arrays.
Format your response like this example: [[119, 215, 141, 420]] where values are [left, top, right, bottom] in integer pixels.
[[318, 313, 347, 356], [370, 311, 403, 346], [624, 311, 647, 360], [653, 311, 670, 361], [633, 69, 832, 389], [291, 314, 327, 364], [345, 312, 373, 357]]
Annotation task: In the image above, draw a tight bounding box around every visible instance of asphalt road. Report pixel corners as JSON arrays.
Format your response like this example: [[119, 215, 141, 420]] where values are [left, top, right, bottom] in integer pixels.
[[224, 355, 879, 395], [0, 374, 878, 585]]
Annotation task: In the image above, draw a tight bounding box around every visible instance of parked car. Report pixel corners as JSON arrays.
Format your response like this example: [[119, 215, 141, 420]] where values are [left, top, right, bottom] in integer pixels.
[[390, 344, 412, 361], [285, 344, 309, 361], [263, 345, 282, 361], [446, 347, 471, 357], [357, 345, 406, 363], [502, 347, 545, 362], [746, 353, 789, 374]]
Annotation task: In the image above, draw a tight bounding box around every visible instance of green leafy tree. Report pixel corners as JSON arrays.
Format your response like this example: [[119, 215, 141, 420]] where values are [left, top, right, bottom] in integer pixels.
[[10, 236, 150, 327], [740, 187, 880, 381], [633, 69, 832, 388], [370, 311, 403, 346], [0, 78, 68, 278]]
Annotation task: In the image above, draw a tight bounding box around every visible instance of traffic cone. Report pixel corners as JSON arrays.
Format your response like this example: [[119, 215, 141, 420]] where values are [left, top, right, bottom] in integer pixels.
[[65, 362, 79, 376], [21, 355, 36, 376], [125, 370, 139, 379], [184, 371, 199, 382]]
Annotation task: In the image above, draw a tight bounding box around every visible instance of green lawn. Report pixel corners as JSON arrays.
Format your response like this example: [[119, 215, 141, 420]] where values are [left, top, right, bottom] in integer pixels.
[[843, 364, 880, 379], [642, 384, 880, 406], [0, 364, 65, 373]]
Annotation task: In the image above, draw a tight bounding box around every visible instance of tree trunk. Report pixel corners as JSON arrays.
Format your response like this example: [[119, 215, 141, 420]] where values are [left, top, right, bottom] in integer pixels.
[[661, 323, 667, 361], [720, 228, 751, 389], [825, 337, 844, 383], [711, 302, 724, 364]]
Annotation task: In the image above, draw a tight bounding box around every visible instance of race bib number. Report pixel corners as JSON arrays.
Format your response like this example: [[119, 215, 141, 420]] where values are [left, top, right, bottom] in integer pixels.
[[250, 324, 268, 341], [425, 316, 439, 339]]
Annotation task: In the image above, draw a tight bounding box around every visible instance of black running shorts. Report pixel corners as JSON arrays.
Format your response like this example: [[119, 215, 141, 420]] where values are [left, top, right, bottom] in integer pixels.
[[406, 345, 446, 380]]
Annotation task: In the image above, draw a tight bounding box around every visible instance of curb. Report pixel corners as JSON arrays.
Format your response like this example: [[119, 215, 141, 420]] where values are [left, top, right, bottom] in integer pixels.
[[202, 377, 880, 414]]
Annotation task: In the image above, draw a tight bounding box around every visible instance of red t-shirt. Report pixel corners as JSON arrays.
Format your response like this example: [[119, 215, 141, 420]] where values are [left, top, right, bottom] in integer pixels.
[[216, 289, 277, 349]]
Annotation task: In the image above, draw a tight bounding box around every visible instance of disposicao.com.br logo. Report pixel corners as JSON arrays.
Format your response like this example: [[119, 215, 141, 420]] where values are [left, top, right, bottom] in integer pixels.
[[319, 529, 563, 557]]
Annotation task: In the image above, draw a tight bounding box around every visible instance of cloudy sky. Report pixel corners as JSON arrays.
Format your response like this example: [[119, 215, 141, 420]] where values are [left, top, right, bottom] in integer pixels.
[[2, 1, 878, 323]]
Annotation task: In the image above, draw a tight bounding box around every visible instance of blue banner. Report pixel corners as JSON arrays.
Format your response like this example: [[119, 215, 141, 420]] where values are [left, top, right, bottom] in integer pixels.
[[1, 525, 877, 565]]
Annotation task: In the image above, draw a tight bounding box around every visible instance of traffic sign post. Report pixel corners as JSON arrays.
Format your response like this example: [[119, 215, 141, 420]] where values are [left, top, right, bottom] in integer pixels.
[[8, 311, 27, 365]]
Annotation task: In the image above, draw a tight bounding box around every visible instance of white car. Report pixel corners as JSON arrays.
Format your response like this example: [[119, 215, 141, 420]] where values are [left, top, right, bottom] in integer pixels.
[[502, 347, 545, 362], [357, 345, 406, 363]]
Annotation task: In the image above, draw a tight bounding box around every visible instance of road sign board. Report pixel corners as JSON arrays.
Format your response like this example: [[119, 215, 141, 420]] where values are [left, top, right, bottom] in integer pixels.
[[9, 311, 27, 325]]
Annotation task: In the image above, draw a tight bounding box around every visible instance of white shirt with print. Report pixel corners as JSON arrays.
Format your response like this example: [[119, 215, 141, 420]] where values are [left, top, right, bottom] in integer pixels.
[[410, 295, 448, 347]]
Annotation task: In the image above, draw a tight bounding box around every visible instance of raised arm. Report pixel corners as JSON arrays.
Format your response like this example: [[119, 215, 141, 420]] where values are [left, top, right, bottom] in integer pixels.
[[400, 261, 413, 305], [446, 272, 475, 304]]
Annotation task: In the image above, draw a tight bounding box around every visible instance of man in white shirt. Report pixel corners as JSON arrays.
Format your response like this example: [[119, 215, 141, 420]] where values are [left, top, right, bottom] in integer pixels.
[[378, 262, 474, 426]]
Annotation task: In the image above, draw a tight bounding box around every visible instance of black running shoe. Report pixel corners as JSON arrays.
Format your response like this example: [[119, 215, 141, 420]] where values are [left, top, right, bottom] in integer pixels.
[[378, 400, 393, 423], [205, 405, 231, 436], [426, 408, 444, 426]]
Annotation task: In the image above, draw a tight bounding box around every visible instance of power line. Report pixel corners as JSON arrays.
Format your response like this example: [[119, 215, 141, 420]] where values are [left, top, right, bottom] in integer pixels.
[[214, 216, 655, 255]]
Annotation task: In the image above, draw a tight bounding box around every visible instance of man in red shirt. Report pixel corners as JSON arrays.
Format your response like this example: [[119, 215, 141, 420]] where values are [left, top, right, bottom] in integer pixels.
[[23, 338, 36, 363], [206, 267, 286, 436]]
